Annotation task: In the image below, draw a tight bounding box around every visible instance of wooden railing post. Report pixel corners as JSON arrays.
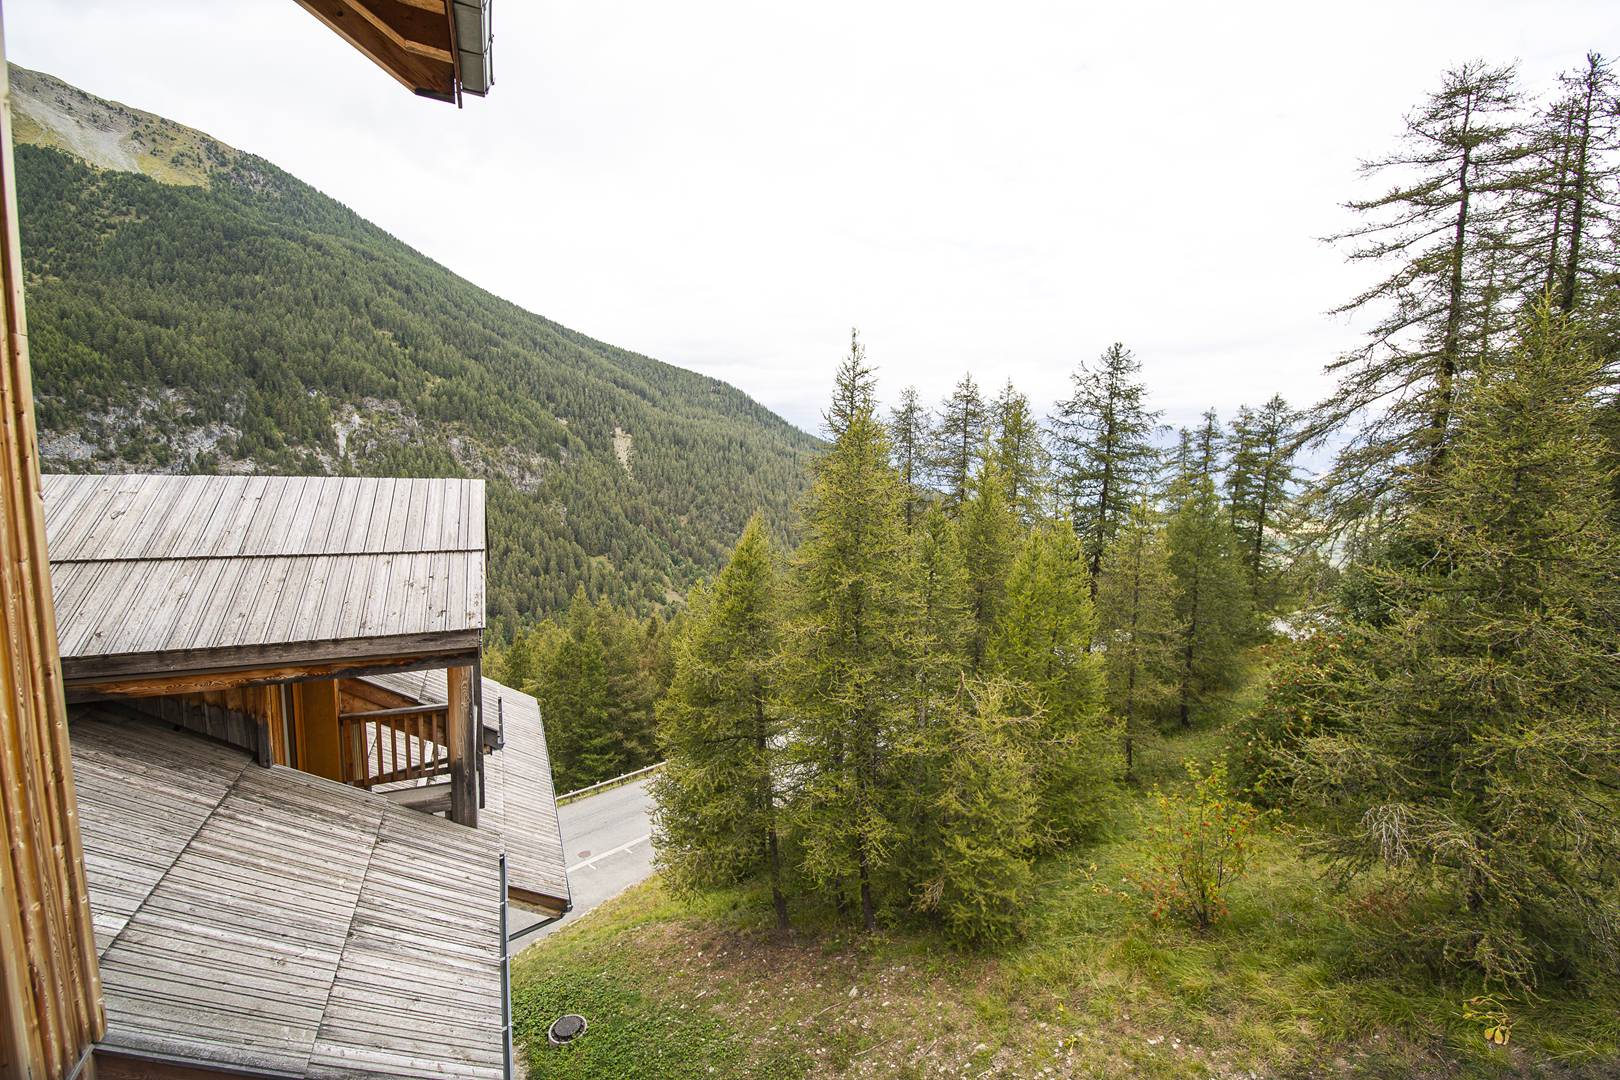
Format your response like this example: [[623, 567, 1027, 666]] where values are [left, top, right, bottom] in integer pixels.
[[447, 664, 477, 827]]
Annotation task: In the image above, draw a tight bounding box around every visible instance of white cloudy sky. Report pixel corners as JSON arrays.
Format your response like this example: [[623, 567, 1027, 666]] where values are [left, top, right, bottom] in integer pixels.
[[7, 1, 1617, 438]]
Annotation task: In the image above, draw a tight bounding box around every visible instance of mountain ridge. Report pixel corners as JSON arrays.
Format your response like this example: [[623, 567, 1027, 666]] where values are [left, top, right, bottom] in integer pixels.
[[10, 63, 820, 631]]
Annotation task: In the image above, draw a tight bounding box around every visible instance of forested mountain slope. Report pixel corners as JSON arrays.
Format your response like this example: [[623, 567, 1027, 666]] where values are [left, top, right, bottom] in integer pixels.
[[9, 65, 818, 631]]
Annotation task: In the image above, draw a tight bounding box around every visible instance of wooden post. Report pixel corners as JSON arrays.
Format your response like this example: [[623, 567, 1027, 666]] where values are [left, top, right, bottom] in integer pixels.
[[0, 26, 106, 1077], [447, 663, 477, 827]]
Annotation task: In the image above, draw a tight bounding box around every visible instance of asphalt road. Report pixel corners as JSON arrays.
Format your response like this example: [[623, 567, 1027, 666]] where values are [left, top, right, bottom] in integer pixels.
[[510, 777, 657, 944]]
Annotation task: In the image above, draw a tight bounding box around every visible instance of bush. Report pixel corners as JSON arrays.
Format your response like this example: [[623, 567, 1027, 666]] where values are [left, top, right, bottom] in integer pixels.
[[1129, 760, 1266, 931]]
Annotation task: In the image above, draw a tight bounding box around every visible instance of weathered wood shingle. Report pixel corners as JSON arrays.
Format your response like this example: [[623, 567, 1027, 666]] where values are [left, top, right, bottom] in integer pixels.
[[42, 474, 486, 669], [72, 707, 508, 1079]]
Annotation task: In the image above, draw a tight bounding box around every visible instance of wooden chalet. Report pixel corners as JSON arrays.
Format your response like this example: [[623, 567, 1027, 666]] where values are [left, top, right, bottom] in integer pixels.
[[35, 473, 569, 1078], [2, 5, 507, 1077]]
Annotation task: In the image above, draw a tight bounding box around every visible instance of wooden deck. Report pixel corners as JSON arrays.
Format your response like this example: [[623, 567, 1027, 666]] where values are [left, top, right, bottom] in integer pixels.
[[70, 707, 508, 1079], [363, 670, 571, 915]]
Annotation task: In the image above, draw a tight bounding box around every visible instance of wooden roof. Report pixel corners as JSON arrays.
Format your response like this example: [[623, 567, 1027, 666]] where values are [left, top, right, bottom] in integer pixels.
[[364, 669, 571, 914], [43, 474, 486, 686], [71, 706, 508, 1078], [295, 0, 494, 104]]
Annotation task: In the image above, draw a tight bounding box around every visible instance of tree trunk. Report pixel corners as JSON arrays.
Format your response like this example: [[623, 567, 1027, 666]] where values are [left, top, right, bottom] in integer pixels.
[[1561, 67, 1597, 313], [1434, 97, 1474, 470]]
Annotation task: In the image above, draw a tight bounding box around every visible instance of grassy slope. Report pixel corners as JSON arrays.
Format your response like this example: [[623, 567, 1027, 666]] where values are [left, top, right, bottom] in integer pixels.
[[512, 727, 1620, 1079]]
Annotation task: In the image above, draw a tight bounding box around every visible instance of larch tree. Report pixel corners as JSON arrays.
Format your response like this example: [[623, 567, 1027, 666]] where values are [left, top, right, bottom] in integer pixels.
[[956, 447, 1020, 669], [1513, 52, 1618, 316], [991, 519, 1115, 847], [889, 385, 932, 528], [1049, 343, 1161, 584], [990, 380, 1049, 524], [783, 330, 915, 931], [651, 514, 791, 928], [1286, 301, 1620, 990], [931, 373, 989, 512], [1094, 495, 1179, 778], [1165, 470, 1251, 727], [1312, 62, 1526, 521], [910, 676, 1037, 946], [530, 587, 618, 790], [1225, 395, 1302, 616]]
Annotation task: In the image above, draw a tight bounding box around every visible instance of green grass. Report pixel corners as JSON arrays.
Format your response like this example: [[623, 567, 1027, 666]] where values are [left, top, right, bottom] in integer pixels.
[[512, 726, 1620, 1079]]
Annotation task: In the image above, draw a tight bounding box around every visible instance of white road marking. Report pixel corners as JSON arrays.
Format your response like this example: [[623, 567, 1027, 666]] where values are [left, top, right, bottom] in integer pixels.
[[568, 832, 652, 873]]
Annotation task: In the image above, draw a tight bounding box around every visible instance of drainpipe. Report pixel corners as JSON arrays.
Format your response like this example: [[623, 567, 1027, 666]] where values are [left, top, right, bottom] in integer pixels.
[[500, 852, 514, 1079]]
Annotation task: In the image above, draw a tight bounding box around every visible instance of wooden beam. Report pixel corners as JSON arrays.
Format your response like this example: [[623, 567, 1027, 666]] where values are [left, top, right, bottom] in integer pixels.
[[0, 36, 105, 1077], [508, 887, 571, 920], [60, 629, 482, 686], [294, 0, 456, 100], [349, 0, 454, 63], [65, 652, 476, 701], [446, 664, 476, 827]]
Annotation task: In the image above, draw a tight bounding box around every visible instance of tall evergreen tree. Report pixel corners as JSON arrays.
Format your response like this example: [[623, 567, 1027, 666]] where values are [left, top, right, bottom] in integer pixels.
[[957, 447, 1020, 668], [1513, 53, 1618, 316], [1225, 395, 1302, 615], [1165, 472, 1251, 727], [1094, 496, 1180, 778], [530, 588, 618, 790], [1286, 301, 1620, 989], [930, 374, 989, 512], [784, 331, 915, 931], [991, 520, 1115, 846], [889, 385, 932, 528], [652, 515, 791, 928], [1049, 343, 1161, 583], [909, 677, 1037, 946], [990, 380, 1048, 524], [1313, 62, 1526, 519]]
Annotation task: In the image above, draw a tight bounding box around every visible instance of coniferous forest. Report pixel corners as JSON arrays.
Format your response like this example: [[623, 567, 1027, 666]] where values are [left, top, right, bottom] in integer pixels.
[[11, 65, 820, 632], [501, 53, 1620, 1077]]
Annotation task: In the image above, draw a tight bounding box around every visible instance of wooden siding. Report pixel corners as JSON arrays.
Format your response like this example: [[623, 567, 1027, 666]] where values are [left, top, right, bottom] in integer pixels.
[[0, 46, 104, 1077], [362, 670, 570, 913], [70, 707, 506, 1079]]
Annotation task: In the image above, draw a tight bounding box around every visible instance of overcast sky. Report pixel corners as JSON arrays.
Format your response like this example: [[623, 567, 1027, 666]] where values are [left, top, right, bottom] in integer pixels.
[[7, 2, 1617, 440]]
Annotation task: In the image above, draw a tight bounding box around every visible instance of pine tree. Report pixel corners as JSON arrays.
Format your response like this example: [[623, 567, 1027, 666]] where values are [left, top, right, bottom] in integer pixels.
[[889, 385, 932, 528], [1094, 496, 1179, 778], [784, 331, 915, 931], [651, 515, 791, 927], [1313, 62, 1527, 520], [957, 446, 1019, 668], [1286, 301, 1620, 989], [1165, 472, 1251, 727], [930, 374, 988, 512], [990, 380, 1048, 524], [991, 520, 1115, 846], [1049, 343, 1161, 583]]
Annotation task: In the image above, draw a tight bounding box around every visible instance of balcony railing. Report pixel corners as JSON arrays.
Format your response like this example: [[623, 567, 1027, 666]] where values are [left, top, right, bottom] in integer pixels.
[[338, 703, 452, 788]]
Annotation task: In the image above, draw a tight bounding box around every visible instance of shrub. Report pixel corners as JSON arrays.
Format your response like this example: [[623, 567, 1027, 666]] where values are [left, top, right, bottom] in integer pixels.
[[1130, 760, 1265, 931]]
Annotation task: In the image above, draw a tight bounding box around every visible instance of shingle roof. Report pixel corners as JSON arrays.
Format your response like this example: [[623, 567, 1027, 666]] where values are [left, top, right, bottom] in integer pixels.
[[43, 475, 485, 673], [362, 669, 570, 913], [72, 706, 509, 1079]]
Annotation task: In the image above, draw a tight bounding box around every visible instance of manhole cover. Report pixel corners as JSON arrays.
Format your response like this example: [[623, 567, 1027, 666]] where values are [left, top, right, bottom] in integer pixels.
[[549, 1014, 587, 1045], [576, 850, 591, 860]]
